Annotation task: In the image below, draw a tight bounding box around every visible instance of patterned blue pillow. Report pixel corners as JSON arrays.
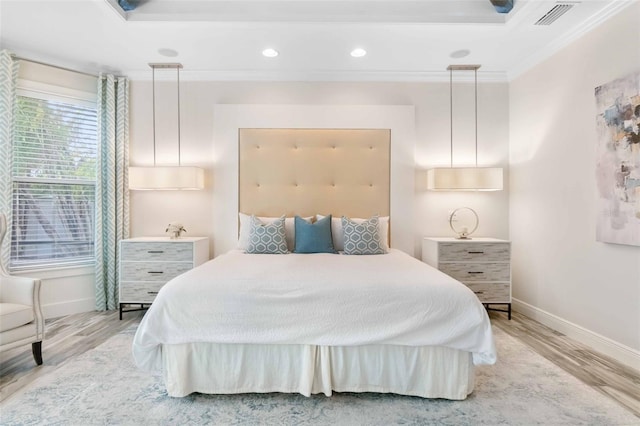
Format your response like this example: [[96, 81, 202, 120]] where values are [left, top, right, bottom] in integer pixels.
[[294, 214, 336, 254], [246, 215, 288, 254], [341, 215, 386, 255]]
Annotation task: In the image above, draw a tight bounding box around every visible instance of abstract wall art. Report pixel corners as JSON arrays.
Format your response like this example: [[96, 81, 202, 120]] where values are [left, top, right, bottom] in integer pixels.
[[595, 70, 640, 246]]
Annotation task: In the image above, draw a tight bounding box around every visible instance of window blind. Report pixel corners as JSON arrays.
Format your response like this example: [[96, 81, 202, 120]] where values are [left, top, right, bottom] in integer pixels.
[[11, 95, 98, 270]]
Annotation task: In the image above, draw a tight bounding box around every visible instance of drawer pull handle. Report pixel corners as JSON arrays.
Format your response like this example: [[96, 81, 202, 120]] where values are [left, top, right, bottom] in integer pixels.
[[468, 251, 484, 254], [147, 271, 164, 274], [474, 291, 484, 294], [147, 291, 159, 295], [148, 250, 164, 254], [468, 271, 484, 274]]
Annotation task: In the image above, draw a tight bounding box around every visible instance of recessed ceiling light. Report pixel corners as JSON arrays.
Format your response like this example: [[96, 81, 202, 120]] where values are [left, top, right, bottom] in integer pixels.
[[158, 48, 179, 58], [262, 48, 279, 58], [450, 49, 471, 59], [350, 48, 367, 58]]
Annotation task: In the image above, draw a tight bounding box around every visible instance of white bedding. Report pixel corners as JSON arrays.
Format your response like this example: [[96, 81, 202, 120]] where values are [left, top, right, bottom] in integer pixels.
[[132, 249, 496, 373]]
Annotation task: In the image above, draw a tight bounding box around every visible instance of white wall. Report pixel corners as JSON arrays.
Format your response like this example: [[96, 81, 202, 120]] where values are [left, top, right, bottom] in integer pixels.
[[129, 80, 510, 259], [14, 266, 95, 319], [509, 3, 640, 368]]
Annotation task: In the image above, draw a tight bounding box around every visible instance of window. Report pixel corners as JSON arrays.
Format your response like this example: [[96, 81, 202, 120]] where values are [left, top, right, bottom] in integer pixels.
[[11, 91, 98, 270]]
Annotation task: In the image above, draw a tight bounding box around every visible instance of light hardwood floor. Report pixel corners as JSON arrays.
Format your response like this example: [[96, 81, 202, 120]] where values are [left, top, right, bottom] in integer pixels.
[[0, 310, 144, 403], [1, 310, 639, 419], [491, 312, 640, 419]]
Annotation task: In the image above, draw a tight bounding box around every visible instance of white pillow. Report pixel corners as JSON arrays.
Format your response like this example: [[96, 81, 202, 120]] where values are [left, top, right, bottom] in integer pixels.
[[316, 214, 389, 252], [238, 213, 311, 251]]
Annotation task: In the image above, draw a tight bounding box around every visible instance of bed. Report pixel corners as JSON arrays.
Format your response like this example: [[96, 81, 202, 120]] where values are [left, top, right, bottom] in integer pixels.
[[131, 129, 496, 400]]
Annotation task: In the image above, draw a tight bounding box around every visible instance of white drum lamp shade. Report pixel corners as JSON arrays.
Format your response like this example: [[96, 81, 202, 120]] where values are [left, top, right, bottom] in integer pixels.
[[427, 167, 503, 191], [129, 166, 204, 190]]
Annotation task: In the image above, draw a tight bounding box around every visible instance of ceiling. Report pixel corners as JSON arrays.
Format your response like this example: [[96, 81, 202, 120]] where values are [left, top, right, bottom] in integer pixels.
[[0, 0, 633, 81]]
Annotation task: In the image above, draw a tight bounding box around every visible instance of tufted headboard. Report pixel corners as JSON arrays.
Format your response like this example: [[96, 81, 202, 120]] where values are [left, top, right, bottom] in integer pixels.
[[239, 128, 390, 219]]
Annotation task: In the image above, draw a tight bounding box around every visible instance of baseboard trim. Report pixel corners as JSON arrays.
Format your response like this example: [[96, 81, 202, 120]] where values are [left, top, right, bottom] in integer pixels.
[[42, 298, 95, 320], [512, 298, 640, 372]]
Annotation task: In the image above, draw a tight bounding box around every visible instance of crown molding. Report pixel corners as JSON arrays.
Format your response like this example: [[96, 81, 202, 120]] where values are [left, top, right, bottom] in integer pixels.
[[126, 69, 509, 83], [506, 0, 636, 81]]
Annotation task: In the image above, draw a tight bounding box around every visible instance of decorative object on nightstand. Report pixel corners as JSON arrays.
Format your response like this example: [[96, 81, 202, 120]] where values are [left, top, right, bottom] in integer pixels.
[[166, 222, 186, 239], [449, 207, 479, 239], [118, 237, 209, 319], [422, 237, 511, 319]]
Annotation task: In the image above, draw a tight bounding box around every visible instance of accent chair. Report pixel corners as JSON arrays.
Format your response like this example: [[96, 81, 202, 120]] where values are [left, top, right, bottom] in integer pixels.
[[0, 213, 44, 365]]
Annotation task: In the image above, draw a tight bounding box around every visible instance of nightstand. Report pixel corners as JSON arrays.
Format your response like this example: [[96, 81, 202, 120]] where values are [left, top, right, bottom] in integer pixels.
[[422, 237, 511, 319], [118, 237, 209, 319]]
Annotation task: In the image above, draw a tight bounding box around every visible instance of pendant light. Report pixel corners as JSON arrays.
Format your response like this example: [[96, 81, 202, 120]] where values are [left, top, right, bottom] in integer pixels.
[[129, 63, 204, 190], [427, 65, 503, 191]]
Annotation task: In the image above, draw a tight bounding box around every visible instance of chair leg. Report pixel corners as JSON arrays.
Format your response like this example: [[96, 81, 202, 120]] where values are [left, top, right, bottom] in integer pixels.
[[32, 341, 43, 365]]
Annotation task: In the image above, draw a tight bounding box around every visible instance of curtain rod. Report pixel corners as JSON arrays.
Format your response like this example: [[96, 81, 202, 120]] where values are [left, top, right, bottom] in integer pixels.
[[10, 54, 124, 79]]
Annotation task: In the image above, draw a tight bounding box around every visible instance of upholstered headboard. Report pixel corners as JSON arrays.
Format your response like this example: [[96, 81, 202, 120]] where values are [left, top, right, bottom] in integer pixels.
[[239, 128, 390, 219]]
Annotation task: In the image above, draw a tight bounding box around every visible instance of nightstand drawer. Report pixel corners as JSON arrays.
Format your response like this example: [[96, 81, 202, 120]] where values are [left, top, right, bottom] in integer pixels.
[[439, 242, 510, 262], [121, 242, 193, 262], [121, 262, 193, 281], [439, 262, 510, 282], [120, 281, 164, 303], [464, 282, 510, 303]]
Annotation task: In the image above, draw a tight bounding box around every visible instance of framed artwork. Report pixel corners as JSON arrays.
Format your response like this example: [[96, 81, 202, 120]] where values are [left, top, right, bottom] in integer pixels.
[[594, 70, 640, 246]]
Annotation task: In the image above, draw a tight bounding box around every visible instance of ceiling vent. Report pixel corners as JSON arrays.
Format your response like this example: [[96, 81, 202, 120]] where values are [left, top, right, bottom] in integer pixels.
[[534, 3, 576, 25]]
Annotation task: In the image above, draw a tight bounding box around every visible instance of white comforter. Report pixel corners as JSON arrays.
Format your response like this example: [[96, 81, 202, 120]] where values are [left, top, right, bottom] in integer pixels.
[[132, 249, 496, 372]]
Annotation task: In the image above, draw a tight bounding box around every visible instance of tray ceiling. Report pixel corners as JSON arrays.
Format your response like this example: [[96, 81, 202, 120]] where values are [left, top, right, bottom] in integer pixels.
[[0, 0, 633, 81]]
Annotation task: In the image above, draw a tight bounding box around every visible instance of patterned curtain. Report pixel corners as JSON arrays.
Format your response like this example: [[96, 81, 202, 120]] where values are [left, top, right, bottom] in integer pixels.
[[95, 74, 130, 311], [0, 50, 19, 272]]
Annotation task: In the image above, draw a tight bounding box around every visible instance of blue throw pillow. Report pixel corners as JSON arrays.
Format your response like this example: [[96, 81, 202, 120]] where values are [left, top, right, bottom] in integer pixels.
[[293, 215, 336, 254]]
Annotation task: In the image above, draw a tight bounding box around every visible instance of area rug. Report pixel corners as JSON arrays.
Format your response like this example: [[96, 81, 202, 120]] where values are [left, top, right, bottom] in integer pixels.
[[1, 326, 638, 426]]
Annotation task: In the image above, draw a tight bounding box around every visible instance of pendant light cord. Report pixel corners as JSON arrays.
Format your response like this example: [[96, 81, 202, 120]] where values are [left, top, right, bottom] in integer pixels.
[[474, 67, 478, 167], [177, 65, 181, 167], [448, 65, 481, 169], [152, 66, 156, 166], [450, 67, 453, 168], [150, 63, 183, 167]]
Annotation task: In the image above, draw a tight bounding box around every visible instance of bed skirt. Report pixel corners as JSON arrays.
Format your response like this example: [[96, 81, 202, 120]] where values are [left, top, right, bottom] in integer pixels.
[[161, 343, 475, 400]]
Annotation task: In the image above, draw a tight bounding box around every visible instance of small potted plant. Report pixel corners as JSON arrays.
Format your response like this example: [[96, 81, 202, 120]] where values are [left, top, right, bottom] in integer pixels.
[[166, 222, 186, 239]]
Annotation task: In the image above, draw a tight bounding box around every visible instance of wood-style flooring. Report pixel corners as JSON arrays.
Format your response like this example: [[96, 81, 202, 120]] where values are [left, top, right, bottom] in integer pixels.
[[0, 310, 144, 403], [1, 310, 639, 419], [491, 312, 640, 419]]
